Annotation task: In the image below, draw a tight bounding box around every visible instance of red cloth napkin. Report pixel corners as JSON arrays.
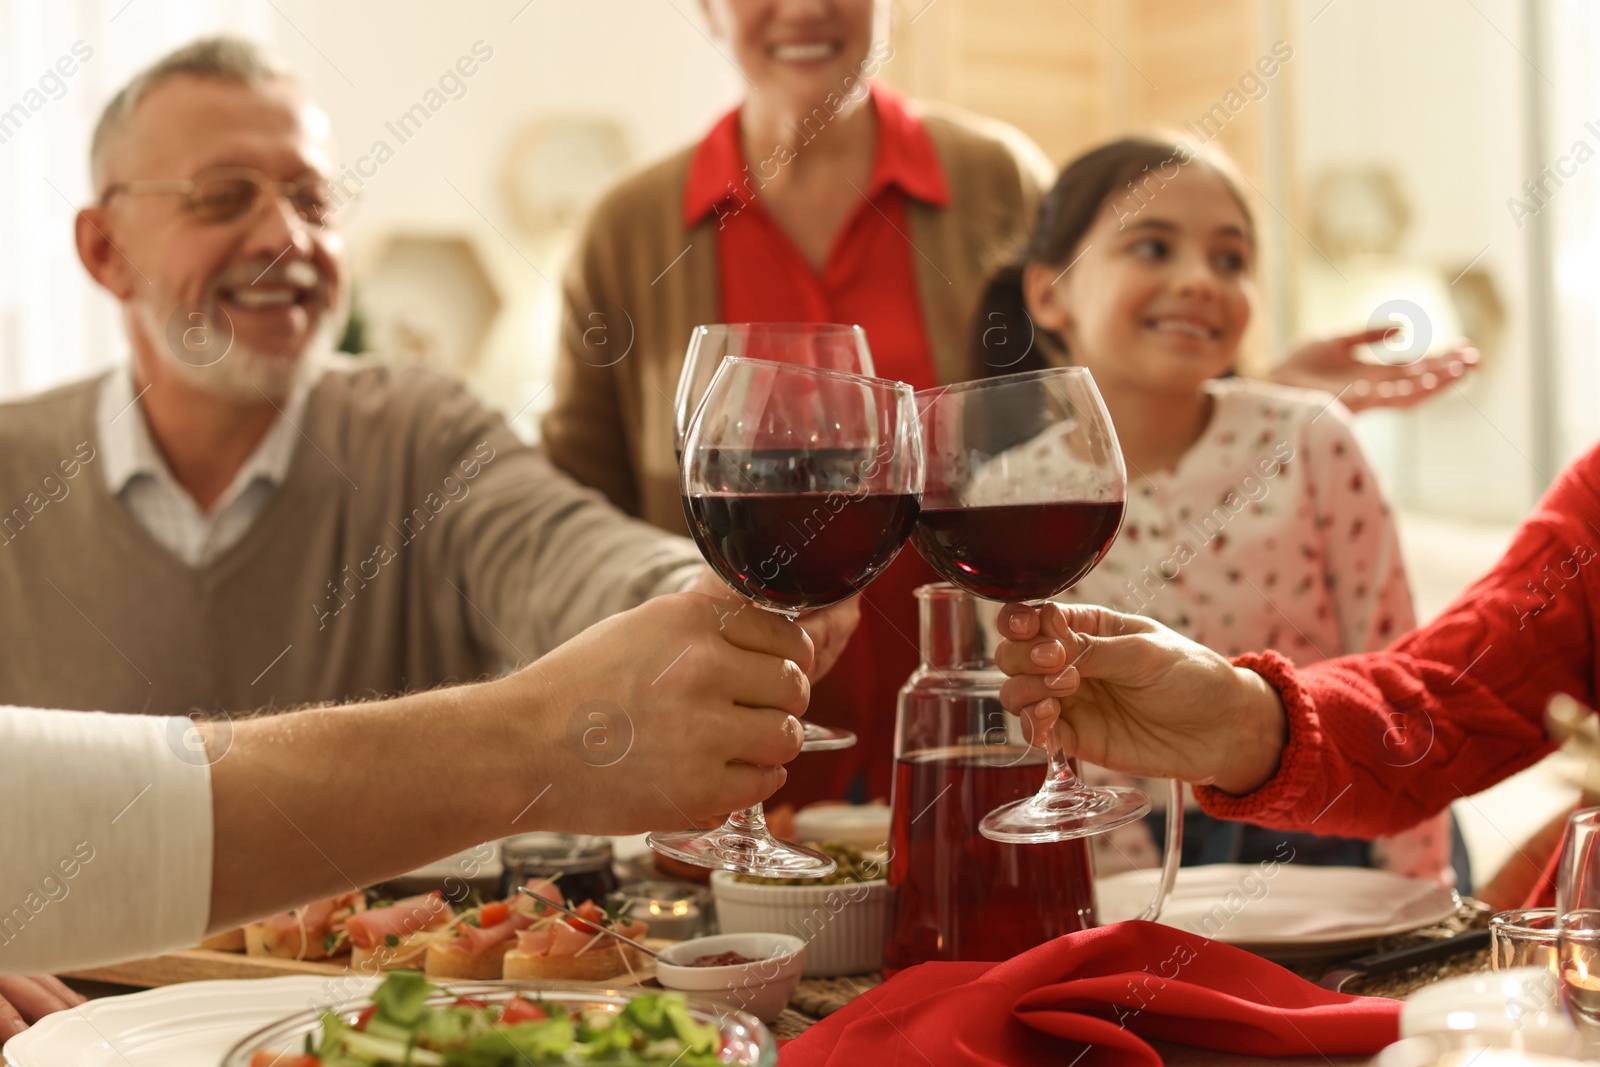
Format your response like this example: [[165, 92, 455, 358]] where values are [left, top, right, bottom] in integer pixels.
[[780, 921, 1400, 1066]]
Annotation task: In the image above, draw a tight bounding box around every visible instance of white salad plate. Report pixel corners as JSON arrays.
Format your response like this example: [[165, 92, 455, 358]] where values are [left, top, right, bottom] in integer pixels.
[[4, 975, 381, 1067], [1096, 863, 1459, 959]]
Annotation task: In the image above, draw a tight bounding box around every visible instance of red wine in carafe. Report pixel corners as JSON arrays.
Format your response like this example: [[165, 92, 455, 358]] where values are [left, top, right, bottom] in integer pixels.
[[886, 744, 1096, 971]]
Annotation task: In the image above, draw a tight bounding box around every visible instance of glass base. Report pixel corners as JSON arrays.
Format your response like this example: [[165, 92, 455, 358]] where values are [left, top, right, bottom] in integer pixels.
[[979, 784, 1151, 844], [800, 722, 857, 751], [647, 827, 838, 878]]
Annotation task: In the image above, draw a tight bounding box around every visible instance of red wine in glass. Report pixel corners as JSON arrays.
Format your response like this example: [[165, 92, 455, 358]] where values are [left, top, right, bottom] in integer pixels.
[[673, 326, 875, 754], [912, 367, 1149, 844], [685, 490, 920, 613], [911, 501, 1125, 603]]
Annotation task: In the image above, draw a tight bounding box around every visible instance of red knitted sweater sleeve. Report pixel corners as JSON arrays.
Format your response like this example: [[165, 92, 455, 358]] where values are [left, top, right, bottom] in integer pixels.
[[1195, 443, 1600, 837]]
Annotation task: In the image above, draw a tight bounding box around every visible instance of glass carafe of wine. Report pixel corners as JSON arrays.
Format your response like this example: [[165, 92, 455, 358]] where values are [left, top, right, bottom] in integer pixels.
[[886, 583, 1184, 971]]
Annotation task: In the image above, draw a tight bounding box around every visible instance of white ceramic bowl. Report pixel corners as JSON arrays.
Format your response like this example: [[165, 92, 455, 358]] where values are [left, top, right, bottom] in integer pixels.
[[655, 933, 806, 1023], [711, 870, 891, 977], [792, 804, 891, 853]]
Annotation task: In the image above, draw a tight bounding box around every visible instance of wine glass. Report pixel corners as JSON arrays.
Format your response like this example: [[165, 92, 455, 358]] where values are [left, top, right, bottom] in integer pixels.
[[910, 366, 1150, 843], [673, 323, 875, 452], [674, 324, 874, 752], [650, 356, 923, 876], [1558, 807, 1600, 1024]]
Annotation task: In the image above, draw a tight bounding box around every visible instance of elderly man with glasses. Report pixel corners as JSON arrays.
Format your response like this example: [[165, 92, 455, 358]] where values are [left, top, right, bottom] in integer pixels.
[[1, 33, 855, 716], [0, 34, 857, 1041]]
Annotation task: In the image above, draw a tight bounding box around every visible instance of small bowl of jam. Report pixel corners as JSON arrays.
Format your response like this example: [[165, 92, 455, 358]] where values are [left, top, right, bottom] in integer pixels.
[[655, 933, 806, 1023]]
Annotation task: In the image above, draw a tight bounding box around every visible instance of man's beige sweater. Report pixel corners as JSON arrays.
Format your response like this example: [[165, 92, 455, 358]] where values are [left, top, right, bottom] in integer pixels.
[[0, 359, 702, 716]]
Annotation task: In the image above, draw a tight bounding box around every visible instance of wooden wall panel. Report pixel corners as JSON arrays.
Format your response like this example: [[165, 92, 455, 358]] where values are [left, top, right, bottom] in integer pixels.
[[1126, 0, 1269, 177], [885, 0, 1293, 360], [889, 0, 1269, 172], [948, 0, 1116, 162], [888, 0, 1118, 162]]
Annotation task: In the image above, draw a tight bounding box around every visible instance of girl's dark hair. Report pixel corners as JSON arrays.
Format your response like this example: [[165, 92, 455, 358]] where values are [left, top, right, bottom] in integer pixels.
[[972, 135, 1256, 375]]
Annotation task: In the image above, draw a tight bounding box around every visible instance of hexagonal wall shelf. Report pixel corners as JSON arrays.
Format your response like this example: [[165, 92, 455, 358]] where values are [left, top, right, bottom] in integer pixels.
[[358, 233, 503, 374], [503, 116, 632, 237]]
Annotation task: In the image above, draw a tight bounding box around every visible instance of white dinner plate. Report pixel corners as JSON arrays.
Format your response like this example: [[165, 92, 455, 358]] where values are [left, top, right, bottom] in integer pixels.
[[3, 975, 380, 1067], [1095, 863, 1459, 960]]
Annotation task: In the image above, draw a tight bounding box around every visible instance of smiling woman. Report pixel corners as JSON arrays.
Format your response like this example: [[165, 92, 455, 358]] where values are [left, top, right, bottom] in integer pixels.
[[540, 0, 1056, 808]]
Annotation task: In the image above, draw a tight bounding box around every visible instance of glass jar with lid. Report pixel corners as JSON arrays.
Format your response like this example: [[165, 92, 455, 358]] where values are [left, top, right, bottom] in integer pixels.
[[500, 833, 618, 905]]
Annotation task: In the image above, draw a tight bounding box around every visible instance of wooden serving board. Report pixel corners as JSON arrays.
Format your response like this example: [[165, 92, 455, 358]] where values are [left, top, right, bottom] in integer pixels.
[[64, 940, 676, 990], [63, 949, 348, 987]]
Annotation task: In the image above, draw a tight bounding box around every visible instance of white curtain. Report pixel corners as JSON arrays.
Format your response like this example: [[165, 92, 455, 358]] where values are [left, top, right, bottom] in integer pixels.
[[1550, 0, 1600, 465], [0, 0, 273, 400]]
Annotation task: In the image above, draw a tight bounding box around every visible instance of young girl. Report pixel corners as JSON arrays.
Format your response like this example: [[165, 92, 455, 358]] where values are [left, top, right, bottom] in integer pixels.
[[974, 136, 1457, 887]]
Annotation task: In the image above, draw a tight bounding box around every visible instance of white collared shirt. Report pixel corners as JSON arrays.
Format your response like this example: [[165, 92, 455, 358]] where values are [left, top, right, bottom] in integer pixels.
[[95, 366, 321, 567]]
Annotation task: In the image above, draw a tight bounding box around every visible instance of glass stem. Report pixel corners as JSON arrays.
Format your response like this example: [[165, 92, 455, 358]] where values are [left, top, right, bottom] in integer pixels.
[[714, 606, 792, 842], [1039, 721, 1086, 796], [721, 804, 768, 837]]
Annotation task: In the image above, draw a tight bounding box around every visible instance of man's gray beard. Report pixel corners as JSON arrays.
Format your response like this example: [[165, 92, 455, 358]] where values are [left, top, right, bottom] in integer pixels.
[[134, 297, 339, 403]]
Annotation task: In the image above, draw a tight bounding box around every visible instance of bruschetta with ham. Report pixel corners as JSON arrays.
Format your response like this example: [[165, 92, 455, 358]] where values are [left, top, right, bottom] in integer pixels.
[[502, 898, 649, 982], [345, 892, 454, 972], [198, 928, 246, 952], [244, 891, 365, 961], [423, 881, 557, 980]]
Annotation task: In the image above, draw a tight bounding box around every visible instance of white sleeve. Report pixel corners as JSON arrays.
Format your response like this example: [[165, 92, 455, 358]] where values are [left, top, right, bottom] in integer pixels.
[[0, 706, 213, 975]]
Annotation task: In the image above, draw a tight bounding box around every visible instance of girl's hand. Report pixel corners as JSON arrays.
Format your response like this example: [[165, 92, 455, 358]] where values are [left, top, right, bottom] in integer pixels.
[[1270, 328, 1478, 413], [994, 602, 1287, 795]]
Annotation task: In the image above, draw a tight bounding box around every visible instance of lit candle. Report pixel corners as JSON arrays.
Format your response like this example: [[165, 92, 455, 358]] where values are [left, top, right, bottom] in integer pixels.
[[623, 894, 704, 940], [1567, 955, 1600, 988], [1560, 931, 1600, 1023]]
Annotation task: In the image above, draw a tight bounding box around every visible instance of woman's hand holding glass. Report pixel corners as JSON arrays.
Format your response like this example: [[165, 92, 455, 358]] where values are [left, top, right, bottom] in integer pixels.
[[992, 601, 1289, 796]]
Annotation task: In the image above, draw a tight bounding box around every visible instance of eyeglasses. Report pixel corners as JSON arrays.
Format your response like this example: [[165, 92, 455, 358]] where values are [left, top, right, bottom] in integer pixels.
[[99, 166, 337, 227]]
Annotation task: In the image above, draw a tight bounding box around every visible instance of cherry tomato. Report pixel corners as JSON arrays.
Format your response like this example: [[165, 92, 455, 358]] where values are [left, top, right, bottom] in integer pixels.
[[478, 902, 510, 928], [500, 997, 548, 1024]]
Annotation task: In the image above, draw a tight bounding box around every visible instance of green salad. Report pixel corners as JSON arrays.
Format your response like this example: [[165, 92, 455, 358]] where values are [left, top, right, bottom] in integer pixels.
[[255, 970, 729, 1066]]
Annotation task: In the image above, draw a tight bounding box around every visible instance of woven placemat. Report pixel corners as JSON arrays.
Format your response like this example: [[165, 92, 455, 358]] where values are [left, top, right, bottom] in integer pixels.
[[1291, 896, 1496, 999], [774, 972, 885, 1040], [791, 972, 885, 1017], [771, 1007, 821, 1041]]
